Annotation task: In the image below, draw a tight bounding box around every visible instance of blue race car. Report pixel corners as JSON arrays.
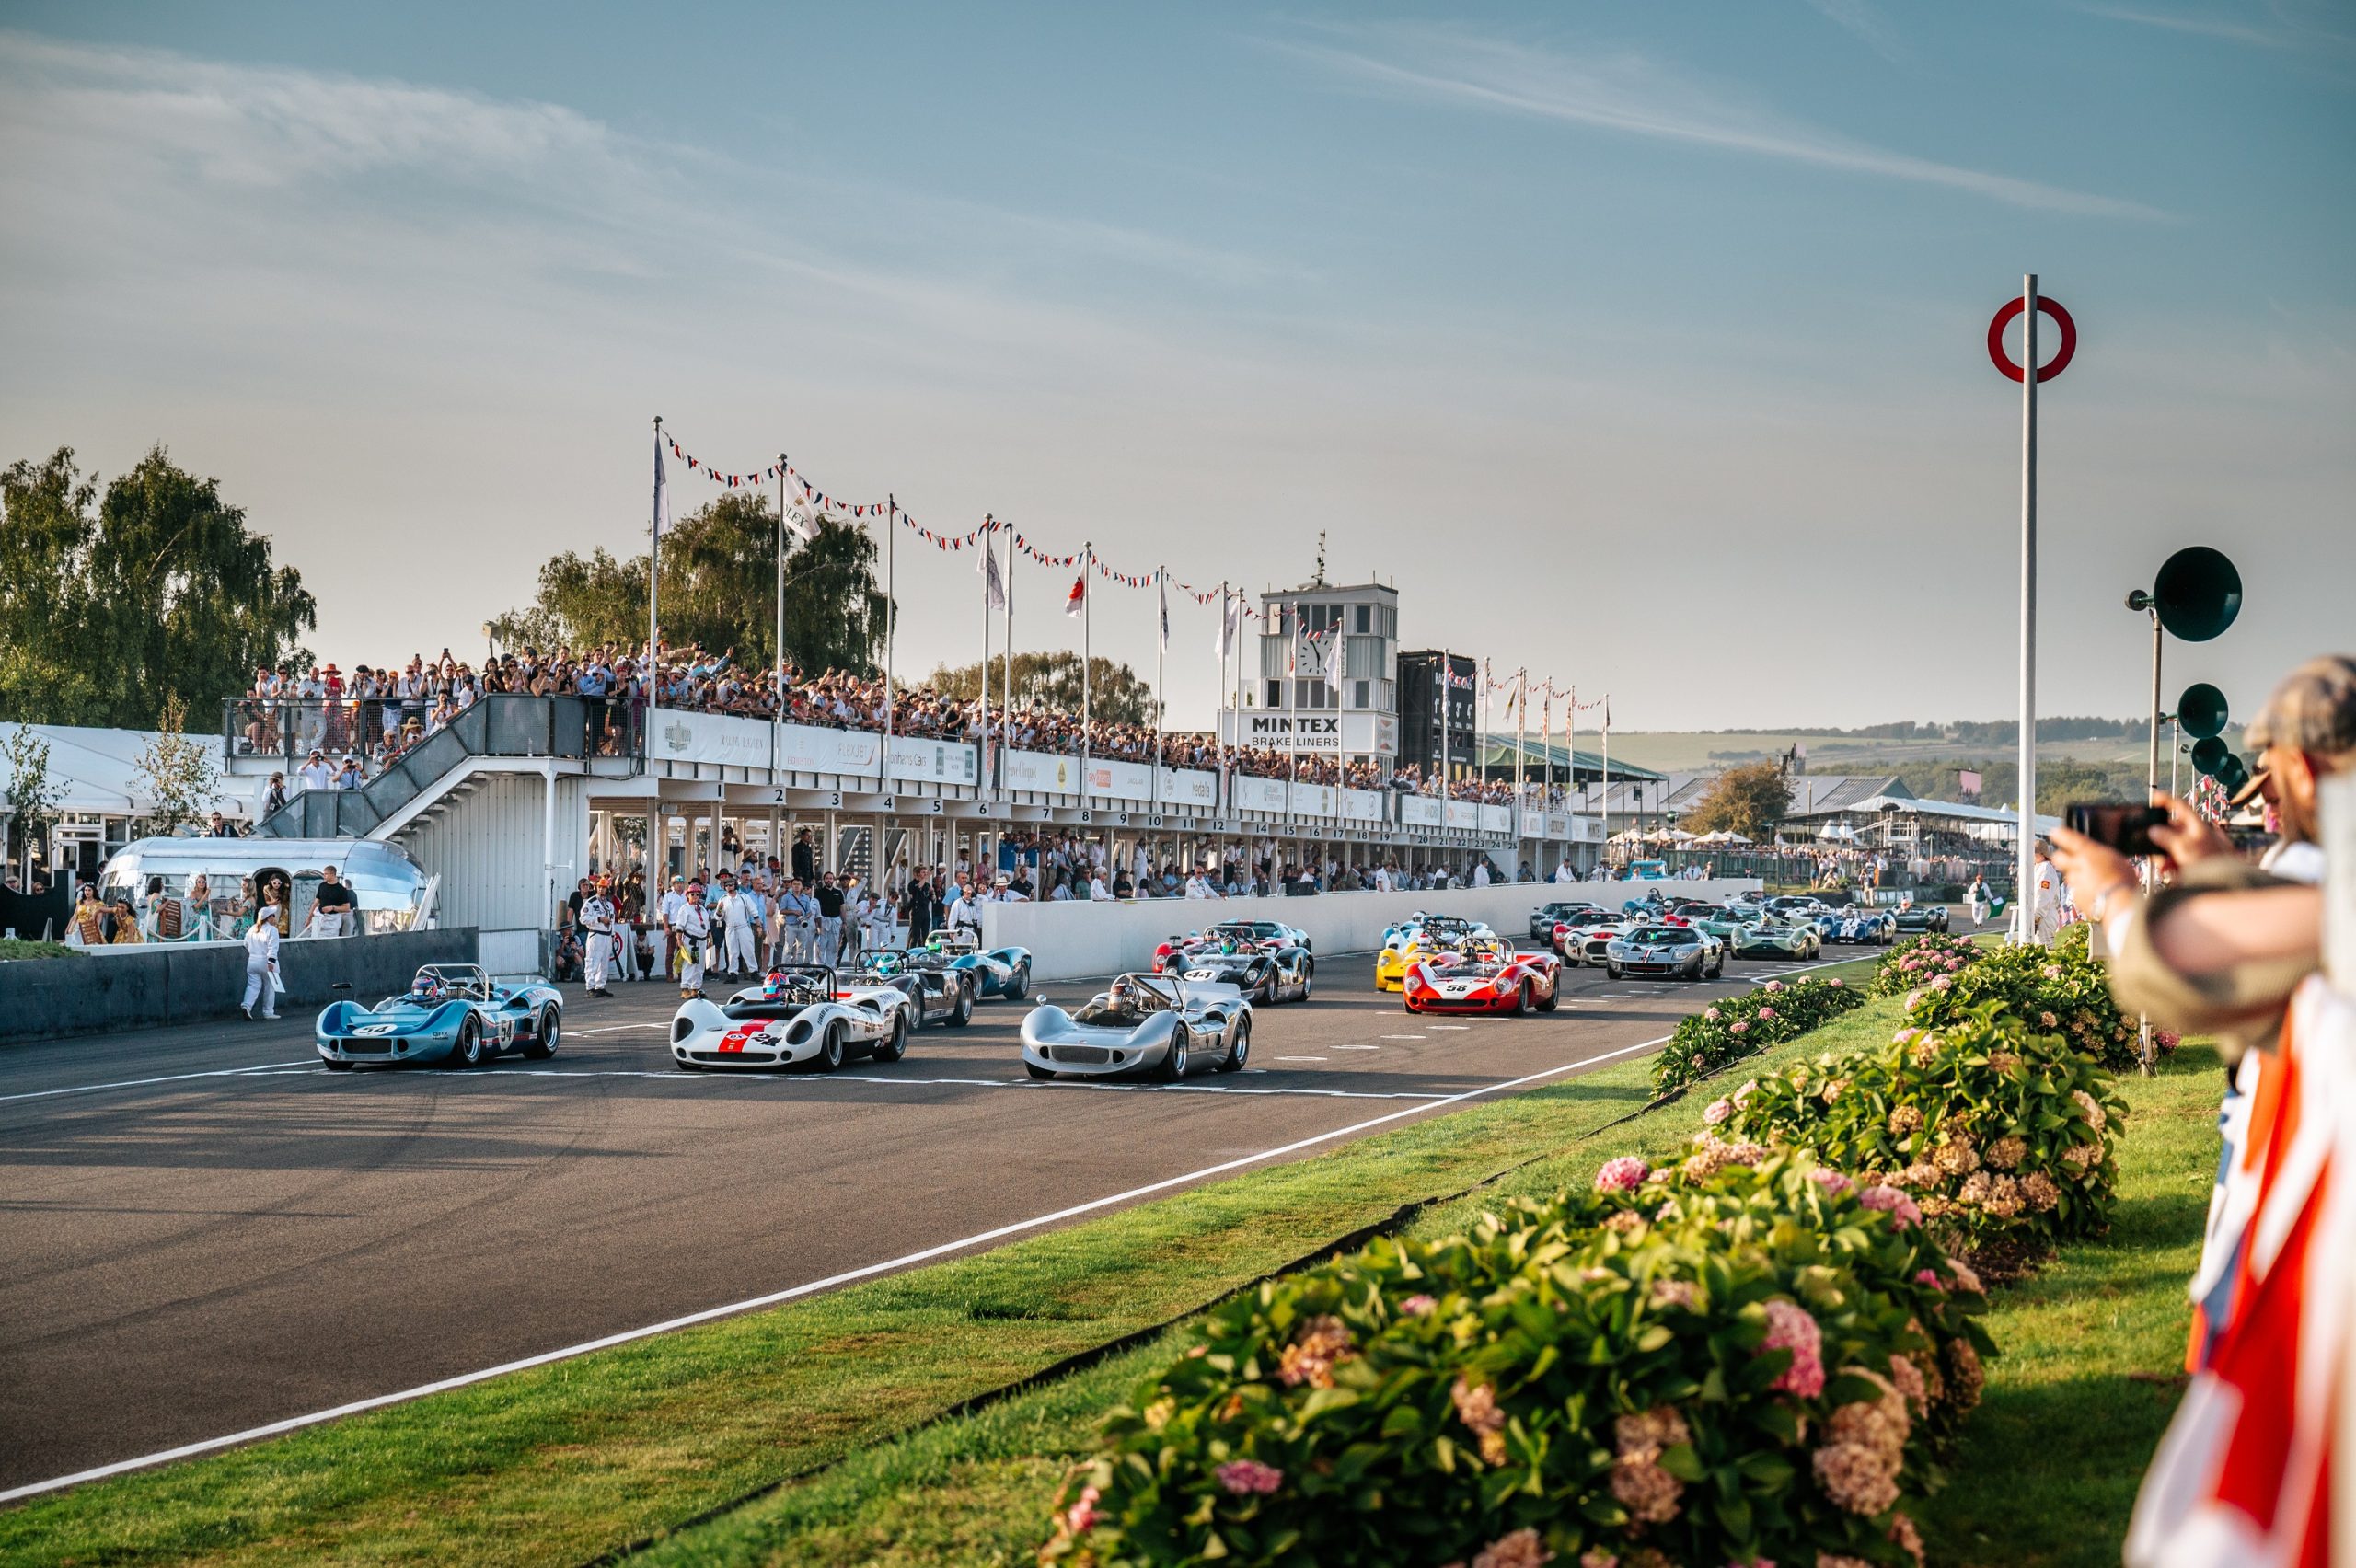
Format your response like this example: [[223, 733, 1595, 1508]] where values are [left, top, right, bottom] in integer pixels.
[[1808, 907, 1898, 946], [315, 963, 564, 1070], [924, 930, 1034, 1001]]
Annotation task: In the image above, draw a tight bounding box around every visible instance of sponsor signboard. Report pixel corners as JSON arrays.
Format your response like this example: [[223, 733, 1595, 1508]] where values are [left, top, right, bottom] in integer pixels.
[[1545, 812, 1572, 841], [1003, 749, 1080, 794], [779, 722, 885, 775], [1400, 795, 1442, 827], [1288, 781, 1337, 818], [1230, 775, 1288, 813], [1480, 804, 1512, 836], [1341, 788, 1387, 824], [1217, 710, 1398, 757], [1445, 801, 1480, 831], [1569, 813, 1607, 843], [1519, 810, 1544, 838], [885, 736, 978, 786], [653, 710, 776, 769], [1160, 767, 1218, 809], [1086, 757, 1156, 802]]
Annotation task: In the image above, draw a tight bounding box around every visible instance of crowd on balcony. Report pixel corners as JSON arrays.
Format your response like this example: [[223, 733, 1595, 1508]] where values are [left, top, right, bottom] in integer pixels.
[[231, 643, 1592, 807]]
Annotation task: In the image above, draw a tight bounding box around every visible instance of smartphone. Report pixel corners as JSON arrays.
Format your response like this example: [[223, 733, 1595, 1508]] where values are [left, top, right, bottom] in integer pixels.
[[2065, 802, 2167, 857]]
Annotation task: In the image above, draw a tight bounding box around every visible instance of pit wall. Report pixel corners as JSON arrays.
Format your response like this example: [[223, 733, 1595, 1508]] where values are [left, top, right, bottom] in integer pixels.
[[0, 928, 482, 1043], [980, 881, 1762, 984]]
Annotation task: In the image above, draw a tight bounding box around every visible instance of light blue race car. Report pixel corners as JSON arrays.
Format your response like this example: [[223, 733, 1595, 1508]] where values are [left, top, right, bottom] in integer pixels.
[[924, 930, 1034, 1001], [315, 963, 564, 1070]]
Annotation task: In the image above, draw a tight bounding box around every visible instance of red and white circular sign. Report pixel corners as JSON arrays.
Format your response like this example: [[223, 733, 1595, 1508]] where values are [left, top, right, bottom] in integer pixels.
[[1987, 296, 2077, 383]]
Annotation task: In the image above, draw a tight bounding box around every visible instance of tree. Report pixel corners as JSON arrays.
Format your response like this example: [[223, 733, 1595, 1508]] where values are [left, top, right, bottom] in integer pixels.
[[2, 725, 64, 881], [0, 446, 317, 729], [926, 651, 1161, 727], [491, 493, 890, 674], [1683, 761, 1792, 840], [133, 694, 221, 836]]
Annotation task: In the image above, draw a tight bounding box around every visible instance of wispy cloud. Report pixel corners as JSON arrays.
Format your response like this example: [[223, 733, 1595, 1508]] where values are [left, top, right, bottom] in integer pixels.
[[1271, 23, 2166, 219], [2072, 1, 2356, 52], [1804, 0, 1907, 63]]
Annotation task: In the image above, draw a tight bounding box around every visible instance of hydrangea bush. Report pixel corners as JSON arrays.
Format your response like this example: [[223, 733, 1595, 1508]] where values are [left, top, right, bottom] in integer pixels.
[[1713, 1004, 2128, 1254], [1649, 974, 1867, 1095], [1042, 1151, 1992, 1568], [1867, 934, 1981, 998], [1898, 931, 2151, 1071]]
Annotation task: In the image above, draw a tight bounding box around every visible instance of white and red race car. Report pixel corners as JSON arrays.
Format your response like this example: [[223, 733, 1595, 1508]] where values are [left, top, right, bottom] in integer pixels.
[[1403, 940, 1562, 1016], [668, 964, 911, 1072]]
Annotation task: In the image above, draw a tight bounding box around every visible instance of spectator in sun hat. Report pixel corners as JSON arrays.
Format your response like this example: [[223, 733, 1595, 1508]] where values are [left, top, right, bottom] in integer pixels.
[[335, 755, 364, 790]]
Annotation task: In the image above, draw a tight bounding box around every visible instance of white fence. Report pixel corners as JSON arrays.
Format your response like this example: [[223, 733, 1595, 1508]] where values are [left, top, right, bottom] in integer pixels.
[[980, 879, 1765, 983]]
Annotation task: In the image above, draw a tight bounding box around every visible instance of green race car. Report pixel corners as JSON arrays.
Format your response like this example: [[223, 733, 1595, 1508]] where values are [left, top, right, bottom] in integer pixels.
[[1729, 916, 1822, 961]]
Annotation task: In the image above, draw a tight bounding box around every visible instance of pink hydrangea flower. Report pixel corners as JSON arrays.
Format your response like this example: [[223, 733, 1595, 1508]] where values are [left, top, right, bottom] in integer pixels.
[[1757, 1006, 1778, 1020], [1760, 1297, 1826, 1397], [1914, 1268, 1943, 1288], [1703, 1007, 1721, 1021], [1595, 1157, 1651, 1192], [1809, 1168, 1856, 1196], [1860, 1185, 1923, 1229], [1215, 1459, 1285, 1496], [1401, 1293, 1438, 1315], [1828, 977, 1843, 988], [1064, 1484, 1103, 1534], [1894, 1028, 1919, 1044], [1703, 1098, 1735, 1126], [1730, 1020, 1750, 1035], [2043, 963, 2063, 979], [1764, 980, 1784, 994], [1930, 975, 1953, 992]]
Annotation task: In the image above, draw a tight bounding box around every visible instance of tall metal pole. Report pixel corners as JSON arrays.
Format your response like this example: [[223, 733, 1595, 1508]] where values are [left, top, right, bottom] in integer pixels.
[[2146, 613, 2164, 798], [1600, 697, 1611, 866], [775, 453, 788, 775], [1001, 523, 1014, 787], [980, 518, 993, 798], [649, 416, 664, 751], [1153, 565, 1166, 814], [2016, 275, 2039, 942], [1080, 542, 1092, 815], [882, 493, 898, 768]]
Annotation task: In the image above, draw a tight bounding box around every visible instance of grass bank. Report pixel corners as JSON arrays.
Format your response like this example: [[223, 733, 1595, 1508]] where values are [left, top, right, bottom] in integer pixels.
[[1, 961, 1881, 1567], [634, 1021, 2221, 1568]]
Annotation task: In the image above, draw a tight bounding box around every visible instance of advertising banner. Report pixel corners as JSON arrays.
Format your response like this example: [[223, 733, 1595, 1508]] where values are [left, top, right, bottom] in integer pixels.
[[1519, 810, 1545, 839], [778, 722, 884, 775], [1546, 812, 1572, 841], [1341, 788, 1388, 824], [1400, 795, 1442, 827], [1222, 711, 1341, 753], [885, 736, 979, 786], [1288, 781, 1337, 818], [1230, 776, 1288, 813], [1445, 801, 1480, 831], [1480, 804, 1513, 836], [1085, 757, 1155, 802], [1003, 748, 1080, 795], [1159, 767, 1219, 809]]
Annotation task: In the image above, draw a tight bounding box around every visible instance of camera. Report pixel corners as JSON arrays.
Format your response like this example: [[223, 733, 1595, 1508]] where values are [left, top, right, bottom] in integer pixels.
[[2064, 801, 2167, 858]]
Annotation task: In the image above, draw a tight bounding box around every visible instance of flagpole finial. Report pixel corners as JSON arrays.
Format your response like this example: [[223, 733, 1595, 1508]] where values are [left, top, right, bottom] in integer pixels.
[[653, 415, 663, 427]]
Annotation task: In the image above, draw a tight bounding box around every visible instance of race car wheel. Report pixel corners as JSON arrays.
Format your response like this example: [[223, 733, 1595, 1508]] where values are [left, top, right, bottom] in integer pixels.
[[1158, 1024, 1191, 1082], [1707, 951, 1725, 979], [1298, 963, 1313, 1002], [948, 983, 974, 1028], [450, 1015, 485, 1069], [1683, 957, 1703, 982], [523, 1006, 560, 1059], [872, 1011, 907, 1065], [816, 1023, 846, 1073], [1606, 961, 1623, 980], [1535, 978, 1558, 1013], [1025, 1061, 1055, 1079], [1218, 1014, 1252, 1073], [1005, 962, 1031, 1003]]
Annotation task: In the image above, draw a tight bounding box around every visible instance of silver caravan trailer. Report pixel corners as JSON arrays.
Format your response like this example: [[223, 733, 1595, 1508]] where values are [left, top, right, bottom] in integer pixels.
[[97, 837, 433, 940]]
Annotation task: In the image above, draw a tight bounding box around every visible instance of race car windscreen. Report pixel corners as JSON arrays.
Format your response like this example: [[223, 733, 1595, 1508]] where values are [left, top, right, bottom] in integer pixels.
[[1629, 927, 1696, 946]]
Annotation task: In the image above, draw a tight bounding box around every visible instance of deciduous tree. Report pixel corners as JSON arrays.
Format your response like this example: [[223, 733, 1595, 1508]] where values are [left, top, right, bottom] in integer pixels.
[[926, 651, 1160, 727], [1683, 760, 1792, 840]]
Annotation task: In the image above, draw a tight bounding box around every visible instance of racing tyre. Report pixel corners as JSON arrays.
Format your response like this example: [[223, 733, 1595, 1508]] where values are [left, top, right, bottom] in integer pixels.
[[1157, 1024, 1191, 1082], [523, 1006, 560, 1059], [1708, 952, 1725, 980], [1510, 980, 1530, 1017], [1298, 963, 1313, 1002], [1683, 957, 1703, 982], [948, 982, 975, 1028], [1218, 1014, 1252, 1072], [872, 1011, 908, 1065], [450, 1014, 486, 1069], [1535, 978, 1558, 1013], [815, 1023, 845, 1073], [1606, 961, 1623, 980], [1005, 962, 1031, 1003]]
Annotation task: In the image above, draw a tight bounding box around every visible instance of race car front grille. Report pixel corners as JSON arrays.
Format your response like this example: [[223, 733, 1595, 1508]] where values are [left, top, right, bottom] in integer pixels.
[[1048, 1044, 1113, 1066], [687, 1050, 774, 1064], [336, 1039, 392, 1054]]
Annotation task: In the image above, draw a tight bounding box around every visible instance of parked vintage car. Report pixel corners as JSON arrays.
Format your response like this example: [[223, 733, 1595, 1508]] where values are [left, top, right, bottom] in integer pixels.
[[315, 963, 562, 1070], [669, 964, 911, 1071], [1020, 974, 1253, 1081], [1605, 924, 1727, 981]]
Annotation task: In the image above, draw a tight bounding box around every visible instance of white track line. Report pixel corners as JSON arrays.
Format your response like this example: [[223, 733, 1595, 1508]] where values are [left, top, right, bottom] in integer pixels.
[[0, 1061, 319, 1105], [0, 1030, 1669, 1503]]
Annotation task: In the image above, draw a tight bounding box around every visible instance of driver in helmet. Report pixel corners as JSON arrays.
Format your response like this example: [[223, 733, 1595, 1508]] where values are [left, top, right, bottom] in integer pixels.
[[409, 972, 446, 1005], [1075, 974, 1149, 1029]]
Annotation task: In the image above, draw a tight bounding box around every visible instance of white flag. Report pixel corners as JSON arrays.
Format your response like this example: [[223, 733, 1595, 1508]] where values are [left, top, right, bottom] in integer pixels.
[[980, 537, 1007, 611], [1217, 591, 1241, 661], [653, 430, 670, 539], [1322, 627, 1345, 687], [1158, 573, 1170, 651], [785, 490, 822, 544]]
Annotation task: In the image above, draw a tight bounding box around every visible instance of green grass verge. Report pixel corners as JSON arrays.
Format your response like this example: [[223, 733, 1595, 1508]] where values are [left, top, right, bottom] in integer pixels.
[[0, 939, 77, 962], [0, 959, 1879, 1568], [633, 1014, 2221, 1568]]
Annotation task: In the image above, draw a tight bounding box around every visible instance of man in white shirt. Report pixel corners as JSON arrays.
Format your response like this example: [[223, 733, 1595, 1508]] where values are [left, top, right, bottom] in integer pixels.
[[946, 879, 985, 936], [1472, 860, 1492, 887], [1184, 870, 1216, 900], [1088, 870, 1114, 901], [296, 749, 334, 793], [580, 880, 618, 997], [658, 876, 690, 981], [674, 884, 712, 998], [718, 875, 760, 978]]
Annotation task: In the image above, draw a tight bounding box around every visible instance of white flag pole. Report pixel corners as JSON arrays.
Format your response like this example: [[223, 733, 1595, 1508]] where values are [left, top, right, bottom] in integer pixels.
[[979, 516, 993, 792], [1002, 525, 1014, 772], [1153, 566, 1167, 813], [2016, 273, 2039, 943], [1080, 542, 1092, 815], [774, 451, 788, 777], [884, 493, 897, 760], [649, 416, 664, 753]]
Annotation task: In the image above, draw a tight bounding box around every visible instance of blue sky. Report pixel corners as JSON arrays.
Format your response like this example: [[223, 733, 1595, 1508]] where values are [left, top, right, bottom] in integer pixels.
[[1, 2, 2349, 732]]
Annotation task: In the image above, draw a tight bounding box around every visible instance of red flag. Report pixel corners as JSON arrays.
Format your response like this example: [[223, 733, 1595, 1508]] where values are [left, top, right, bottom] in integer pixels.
[[1064, 573, 1087, 618]]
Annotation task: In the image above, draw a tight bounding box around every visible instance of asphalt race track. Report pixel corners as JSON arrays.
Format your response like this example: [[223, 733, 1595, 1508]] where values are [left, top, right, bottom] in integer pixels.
[[0, 939, 1876, 1493]]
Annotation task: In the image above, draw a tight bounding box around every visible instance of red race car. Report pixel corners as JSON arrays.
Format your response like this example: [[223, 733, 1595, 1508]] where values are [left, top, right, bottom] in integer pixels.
[[1403, 940, 1561, 1015]]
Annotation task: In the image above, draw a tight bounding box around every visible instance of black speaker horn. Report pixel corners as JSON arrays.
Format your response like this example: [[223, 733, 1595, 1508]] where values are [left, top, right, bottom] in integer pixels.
[[2177, 683, 2229, 741], [2216, 755, 2251, 798], [2190, 735, 2230, 776], [2141, 547, 2243, 643]]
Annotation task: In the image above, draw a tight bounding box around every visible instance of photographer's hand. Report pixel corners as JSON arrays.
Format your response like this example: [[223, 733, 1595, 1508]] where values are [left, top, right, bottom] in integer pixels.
[[2149, 791, 2234, 869]]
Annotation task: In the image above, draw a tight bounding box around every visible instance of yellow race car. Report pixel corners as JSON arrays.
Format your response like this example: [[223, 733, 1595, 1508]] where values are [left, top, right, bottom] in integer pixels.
[[1374, 917, 1491, 991]]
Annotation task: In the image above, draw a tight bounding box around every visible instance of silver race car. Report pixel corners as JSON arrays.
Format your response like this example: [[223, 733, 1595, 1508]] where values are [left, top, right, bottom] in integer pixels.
[[1020, 973, 1253, 1082]]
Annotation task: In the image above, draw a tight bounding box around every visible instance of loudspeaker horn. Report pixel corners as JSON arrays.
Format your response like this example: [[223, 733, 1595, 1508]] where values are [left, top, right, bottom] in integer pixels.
[[2190, 735, 2230, 776], [2177, 683, 2229, 741], [2149, 547, 2243, 643], [2215, 755, 2251, 798]]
